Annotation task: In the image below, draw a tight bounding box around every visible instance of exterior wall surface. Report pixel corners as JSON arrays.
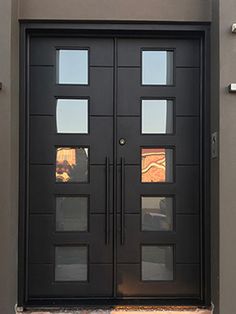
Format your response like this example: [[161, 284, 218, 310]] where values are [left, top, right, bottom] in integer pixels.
[[0, 0, 19, 313], [19, 0, 211, 22], [219, 0, 236, 313], [0, 0, 227, 313]]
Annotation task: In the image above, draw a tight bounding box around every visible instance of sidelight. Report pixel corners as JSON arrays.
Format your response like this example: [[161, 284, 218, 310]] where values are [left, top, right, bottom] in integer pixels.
[[142, 50, 173, 85], [55, 246, 88, 281], [141, 148, 173, 183], [56, 147, 88, 183], [56, 99, 88, 134], [141, 245, 174, 281], [57, 49, 88, 84]]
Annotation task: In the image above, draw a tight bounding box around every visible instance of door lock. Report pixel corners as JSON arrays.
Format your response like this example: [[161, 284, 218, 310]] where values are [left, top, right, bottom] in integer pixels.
[[119, 138, 126, 145]]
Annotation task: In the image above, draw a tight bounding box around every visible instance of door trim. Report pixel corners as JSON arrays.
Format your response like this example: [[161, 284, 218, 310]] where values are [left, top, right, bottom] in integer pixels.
[[18, 22, 210, 308]]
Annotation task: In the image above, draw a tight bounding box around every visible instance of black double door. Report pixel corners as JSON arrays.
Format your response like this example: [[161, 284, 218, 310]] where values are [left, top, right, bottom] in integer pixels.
[[28, 35, 202, 303]]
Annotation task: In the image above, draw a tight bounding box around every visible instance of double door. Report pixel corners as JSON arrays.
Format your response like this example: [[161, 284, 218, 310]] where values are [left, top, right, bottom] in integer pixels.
[[27, 35, 202, 303]]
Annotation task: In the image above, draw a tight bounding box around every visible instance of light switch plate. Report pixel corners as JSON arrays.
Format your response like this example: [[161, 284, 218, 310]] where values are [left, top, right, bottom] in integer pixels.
[[211, 132, 218, 159]]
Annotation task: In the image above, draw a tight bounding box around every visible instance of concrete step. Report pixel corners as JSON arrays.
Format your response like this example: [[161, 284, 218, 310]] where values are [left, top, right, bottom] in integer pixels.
[[16, 306, 212, 314]]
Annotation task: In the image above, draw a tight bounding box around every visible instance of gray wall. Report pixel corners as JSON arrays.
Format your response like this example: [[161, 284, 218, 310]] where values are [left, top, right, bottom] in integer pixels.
[[19, 0, 211, 22], [210, 0, 219, 313], [2, 0, 231, 313], [0, 0, 19, 314], [218, 0, 236, 313]]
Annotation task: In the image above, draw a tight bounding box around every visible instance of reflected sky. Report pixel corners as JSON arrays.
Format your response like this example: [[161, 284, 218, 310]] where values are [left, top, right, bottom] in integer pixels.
[[142, 99, 173, 134], [142, 51, 173, 85], [58, 50, 88, 84], [56, 99, 88, 134]]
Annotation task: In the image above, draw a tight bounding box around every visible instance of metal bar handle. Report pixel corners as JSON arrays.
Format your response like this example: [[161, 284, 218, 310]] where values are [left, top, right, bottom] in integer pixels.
[[105, 157, 110, 244], [121, 157, 125, 245]]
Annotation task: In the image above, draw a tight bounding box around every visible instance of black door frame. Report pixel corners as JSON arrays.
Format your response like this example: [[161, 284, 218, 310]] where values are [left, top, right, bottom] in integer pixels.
[[18, 22, 210, 308]]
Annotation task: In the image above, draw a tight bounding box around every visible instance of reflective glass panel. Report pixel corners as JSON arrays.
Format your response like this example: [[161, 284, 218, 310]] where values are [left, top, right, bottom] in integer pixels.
[[56, 147, 88, 183], [56, 99, 88, 134], [58, 49, 88, 84], [56, 197, 88, 231], [142, 50, 173, 85], [142, 197, 173, 231], [142, 99, 173, 134], [141, 148, 173, 183], [142, 245, 173, 281], [55, 246, 87, 281]]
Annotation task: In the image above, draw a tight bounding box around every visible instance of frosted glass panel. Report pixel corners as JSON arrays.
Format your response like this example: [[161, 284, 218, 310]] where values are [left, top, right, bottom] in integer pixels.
[[141, 148, 173, 183], [142, 246, 173, 281], [56, 147, 88, 183], [142, 51, 173, 85], [55, 246, 87, 281], [142, 99, 173, 134], [56, 197, 88, 231], [142, 196, 173, 231], [58, 50, 88, 84], [56, 99, 88, 134]]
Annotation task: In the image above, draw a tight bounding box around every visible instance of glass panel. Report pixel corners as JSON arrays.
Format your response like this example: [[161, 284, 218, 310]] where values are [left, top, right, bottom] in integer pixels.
[[55, 246, 87, 281], [142, 246, 173, 281], [56, 99, 88, 134], [142, 100, 173, 134], [142, 197, 173, 231], [142, 50, 173, 85], [141, 148, 173, 183], [56, 147, 88, 183], [56, 197, 88, 231], [58, 49, 88, 84]]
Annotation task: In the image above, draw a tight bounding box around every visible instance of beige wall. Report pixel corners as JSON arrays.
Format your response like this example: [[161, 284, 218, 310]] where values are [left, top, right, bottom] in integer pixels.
[[19, 0, 211, 22], [0, 0, 19, 313]]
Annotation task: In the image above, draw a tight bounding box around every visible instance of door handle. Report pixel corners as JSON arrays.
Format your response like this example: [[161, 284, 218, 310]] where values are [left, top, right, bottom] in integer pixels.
[[121, 157, 125, 245], [105, 157, 110, 244]]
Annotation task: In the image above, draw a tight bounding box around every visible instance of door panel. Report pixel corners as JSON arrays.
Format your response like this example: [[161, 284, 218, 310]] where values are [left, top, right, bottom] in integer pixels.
[[116, 38, 201, 298], [25, 34, 204, 303], [28, 37, 114, 298]]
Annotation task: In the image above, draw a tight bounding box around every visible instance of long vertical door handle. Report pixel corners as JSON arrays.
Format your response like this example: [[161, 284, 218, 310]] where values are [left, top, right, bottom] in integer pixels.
[[105, 157, 110, 244], [121, 157, 125, 245]]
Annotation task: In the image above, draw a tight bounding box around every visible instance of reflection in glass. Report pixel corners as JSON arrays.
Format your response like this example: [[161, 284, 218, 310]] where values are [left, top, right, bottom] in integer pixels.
[[142, 246, 173, 281], [142, 100, 173, 134], [56, 197, 88, 231], [142, 50, 173, 85], [55, 246, 87, 281], [58, 49, 88, 84], [142, 197, 173, 231], [56, 99, 88, 134], [56, 147, 88, 183], [141, 148, 173, 183]]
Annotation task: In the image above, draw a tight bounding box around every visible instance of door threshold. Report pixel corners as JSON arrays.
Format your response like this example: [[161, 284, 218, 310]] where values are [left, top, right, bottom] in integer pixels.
[[16, 305, 212, 314]]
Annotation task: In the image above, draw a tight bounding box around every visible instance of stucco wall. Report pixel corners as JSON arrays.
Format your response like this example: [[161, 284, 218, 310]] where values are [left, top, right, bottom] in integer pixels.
[[19, 0, 211, 22], [0, 0, 19, 313], [219, 0, 236, 313]]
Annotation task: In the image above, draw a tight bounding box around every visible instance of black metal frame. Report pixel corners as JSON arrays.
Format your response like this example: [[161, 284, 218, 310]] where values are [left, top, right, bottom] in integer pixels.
[[18, 21, 211, 309]]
